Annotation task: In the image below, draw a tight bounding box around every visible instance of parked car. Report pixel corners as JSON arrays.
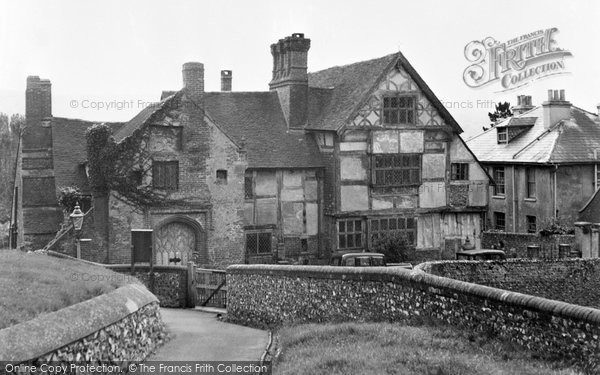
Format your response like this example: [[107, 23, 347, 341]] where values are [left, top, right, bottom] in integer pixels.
[[329, 251, 413, 269], [455, 249, 506, 261]]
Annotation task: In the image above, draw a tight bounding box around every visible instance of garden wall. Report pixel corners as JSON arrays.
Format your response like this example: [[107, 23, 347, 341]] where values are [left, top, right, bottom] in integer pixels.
[[227, 265, 600, 373], [417, 259, 600, 309], [481, 231, 576, 258], [0, 284, 166, 364]]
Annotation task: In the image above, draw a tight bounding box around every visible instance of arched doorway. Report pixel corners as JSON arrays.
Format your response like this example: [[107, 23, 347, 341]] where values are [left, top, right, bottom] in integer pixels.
[[153, 216, 205, 266]]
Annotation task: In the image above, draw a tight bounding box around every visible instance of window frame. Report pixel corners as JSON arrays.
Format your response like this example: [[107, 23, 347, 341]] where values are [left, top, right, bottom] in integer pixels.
[[382, 94, 417, 126], [497, 128, 508, 144], [152, 160, 179, 190], [337, 219, 364, 250], [369, 217, 416, 247], [493, 167, 505, 196], [526, 168, 536, 199], [494, 212, 506, 231], [216, 169, 228, 185], [451, 163, 469, 181], [373, 154, 421, 187], [245, 230, 272, 256], [526, 215, 537, 233], [244, 174, 254, 199]]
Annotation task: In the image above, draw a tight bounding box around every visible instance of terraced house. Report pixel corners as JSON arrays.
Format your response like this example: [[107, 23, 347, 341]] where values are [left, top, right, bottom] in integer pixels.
[[16, 33, 489, 266]]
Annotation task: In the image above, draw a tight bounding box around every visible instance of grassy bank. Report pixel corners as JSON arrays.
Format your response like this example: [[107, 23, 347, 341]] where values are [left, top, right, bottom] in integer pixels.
[[274, 322, 581, 375], [0, 250, 139, 329]]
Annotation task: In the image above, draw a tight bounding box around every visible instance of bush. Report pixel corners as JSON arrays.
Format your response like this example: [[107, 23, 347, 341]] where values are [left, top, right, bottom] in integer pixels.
[[57, 186, 83, 212], [371, 231, 412, 263]]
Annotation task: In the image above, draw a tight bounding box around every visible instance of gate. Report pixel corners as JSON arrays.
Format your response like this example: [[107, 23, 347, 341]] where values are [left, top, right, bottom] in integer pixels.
[[187, 263, 227, 308]]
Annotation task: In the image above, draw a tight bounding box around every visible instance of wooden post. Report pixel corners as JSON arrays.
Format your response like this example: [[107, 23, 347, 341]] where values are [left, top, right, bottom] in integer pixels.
[[187, 261, 196, 307]]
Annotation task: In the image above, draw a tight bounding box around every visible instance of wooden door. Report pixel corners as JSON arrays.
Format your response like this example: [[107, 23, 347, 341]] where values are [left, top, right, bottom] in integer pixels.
[[131, 229, 153, 264]]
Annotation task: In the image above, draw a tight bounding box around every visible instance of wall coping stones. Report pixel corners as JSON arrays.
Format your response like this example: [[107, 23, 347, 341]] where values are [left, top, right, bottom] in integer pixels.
[[0, 284, 158, 362], [227, 264, 600, 324]]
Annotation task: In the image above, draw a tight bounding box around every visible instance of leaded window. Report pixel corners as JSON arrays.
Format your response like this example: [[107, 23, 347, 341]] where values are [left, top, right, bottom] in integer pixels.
[[383, 95, 416, 125], [370, 217, 416, 245], [373, 154, 421, 186]]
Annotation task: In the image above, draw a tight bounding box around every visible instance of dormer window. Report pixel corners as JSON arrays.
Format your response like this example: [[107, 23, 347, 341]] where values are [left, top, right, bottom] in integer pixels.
[[497, 128, 508, 144], [315, 132, 334, 149], [383, 95, 416, 125]]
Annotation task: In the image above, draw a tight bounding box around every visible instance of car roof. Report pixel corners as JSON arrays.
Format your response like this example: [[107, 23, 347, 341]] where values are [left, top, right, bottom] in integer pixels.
[[330, 251, 385, 258], [456, 249, 506, 255]]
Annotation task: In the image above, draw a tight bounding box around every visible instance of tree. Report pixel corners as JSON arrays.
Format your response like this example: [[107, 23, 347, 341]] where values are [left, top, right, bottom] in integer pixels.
[[371, 231, 412, 263], [483, 102, 512, 131], [0, 113, 24, 223]]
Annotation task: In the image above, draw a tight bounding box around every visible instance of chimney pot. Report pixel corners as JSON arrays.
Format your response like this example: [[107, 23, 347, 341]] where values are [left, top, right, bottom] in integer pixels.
[[548, 90, 553, 101], [221, 70, 232, 92], [559, 89, 565, 101]]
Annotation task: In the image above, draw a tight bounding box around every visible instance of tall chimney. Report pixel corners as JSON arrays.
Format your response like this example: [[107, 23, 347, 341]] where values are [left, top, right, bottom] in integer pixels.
[[542, 89, 571, 129], [511, 94, 534, 115], [269, 33, 311, 129], [182, 62, 204, 101], [221, 70, 232, 91], [24, 76, 52, 149]]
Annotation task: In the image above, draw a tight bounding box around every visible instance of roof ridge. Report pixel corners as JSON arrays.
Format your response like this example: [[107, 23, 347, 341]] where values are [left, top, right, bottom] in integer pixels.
[[571, 105, 599, 118], [308, 52, 398, 76]]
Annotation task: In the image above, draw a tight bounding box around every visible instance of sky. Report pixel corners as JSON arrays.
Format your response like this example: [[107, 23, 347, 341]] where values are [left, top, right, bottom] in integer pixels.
[[1, 0, 599, 137]]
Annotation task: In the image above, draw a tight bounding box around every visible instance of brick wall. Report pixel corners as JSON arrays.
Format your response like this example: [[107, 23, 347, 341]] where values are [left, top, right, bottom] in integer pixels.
[[482, 231, 576, 258], [417, 259, 600, 309], [227, 265, 600, 373]]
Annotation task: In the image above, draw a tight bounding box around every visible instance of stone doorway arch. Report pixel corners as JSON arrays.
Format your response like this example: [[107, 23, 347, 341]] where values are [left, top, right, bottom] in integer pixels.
[[153, 216, 206, 266]]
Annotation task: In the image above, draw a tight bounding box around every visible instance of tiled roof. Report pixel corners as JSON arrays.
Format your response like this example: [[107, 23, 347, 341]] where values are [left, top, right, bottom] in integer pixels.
[[114, 92, 179, 142], [578, 187, 600, 222], [467, 106, 600, 164], [306, 52, 462, 133], [51, 117, 123, 193], [204, 91, 322, 168], [306, 54, 396, 131]]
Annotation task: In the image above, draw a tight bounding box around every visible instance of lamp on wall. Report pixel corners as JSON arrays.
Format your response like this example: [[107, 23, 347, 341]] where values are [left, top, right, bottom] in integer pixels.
[[70, 203, 84, 258]]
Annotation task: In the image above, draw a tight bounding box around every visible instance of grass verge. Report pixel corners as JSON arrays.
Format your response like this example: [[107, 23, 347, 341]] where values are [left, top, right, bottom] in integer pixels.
[[274, 322, 581, 375], [0, 250, 139, 329]]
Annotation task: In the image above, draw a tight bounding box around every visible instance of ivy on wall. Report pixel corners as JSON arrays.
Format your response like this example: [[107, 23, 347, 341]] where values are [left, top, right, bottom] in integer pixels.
[[85, 123, 182, 208]]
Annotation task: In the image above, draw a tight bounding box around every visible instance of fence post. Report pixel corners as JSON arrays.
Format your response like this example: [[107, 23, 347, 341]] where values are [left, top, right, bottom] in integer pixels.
[[187, 261, 196, 307]]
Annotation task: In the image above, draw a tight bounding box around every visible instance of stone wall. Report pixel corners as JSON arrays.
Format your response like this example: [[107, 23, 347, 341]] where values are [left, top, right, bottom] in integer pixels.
[[227, 265, 600, 373], [481, 231, 576, 258], [0, 284, 166, 364], [107, 265, 189, 307], [418, 259, 600, 309]]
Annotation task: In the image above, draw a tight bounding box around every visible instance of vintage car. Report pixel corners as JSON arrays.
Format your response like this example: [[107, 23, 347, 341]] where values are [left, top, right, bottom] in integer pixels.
[[329, 251, 413, 269], [455, 249, 506, 261]]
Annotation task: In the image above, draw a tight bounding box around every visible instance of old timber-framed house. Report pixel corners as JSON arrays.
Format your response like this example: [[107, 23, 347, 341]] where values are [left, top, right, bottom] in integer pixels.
[[17, 33, 489, 266]]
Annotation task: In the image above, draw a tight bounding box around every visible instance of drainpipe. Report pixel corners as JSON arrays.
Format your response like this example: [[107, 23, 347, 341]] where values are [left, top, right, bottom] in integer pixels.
[[512, 165, 517, 232], [554, 164, 558, 219]]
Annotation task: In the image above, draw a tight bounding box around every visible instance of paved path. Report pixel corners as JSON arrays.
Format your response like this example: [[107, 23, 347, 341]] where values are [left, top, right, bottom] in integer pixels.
[[147, 308, 268, 361]]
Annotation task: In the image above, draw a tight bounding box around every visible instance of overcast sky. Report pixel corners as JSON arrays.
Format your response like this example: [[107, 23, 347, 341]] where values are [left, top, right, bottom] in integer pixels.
[[1, 0, 598, 137]]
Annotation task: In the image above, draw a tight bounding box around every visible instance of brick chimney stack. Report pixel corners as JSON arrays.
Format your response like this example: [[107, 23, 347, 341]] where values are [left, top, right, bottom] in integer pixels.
[[269, 33, 311, 130], [221, 70, 232, 91], [24, 76, 52, 149], [182, 62, 204, 102], [26, 76, 52, 125], [511, 95, 534, 115], [542, 89, 571, 129]]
